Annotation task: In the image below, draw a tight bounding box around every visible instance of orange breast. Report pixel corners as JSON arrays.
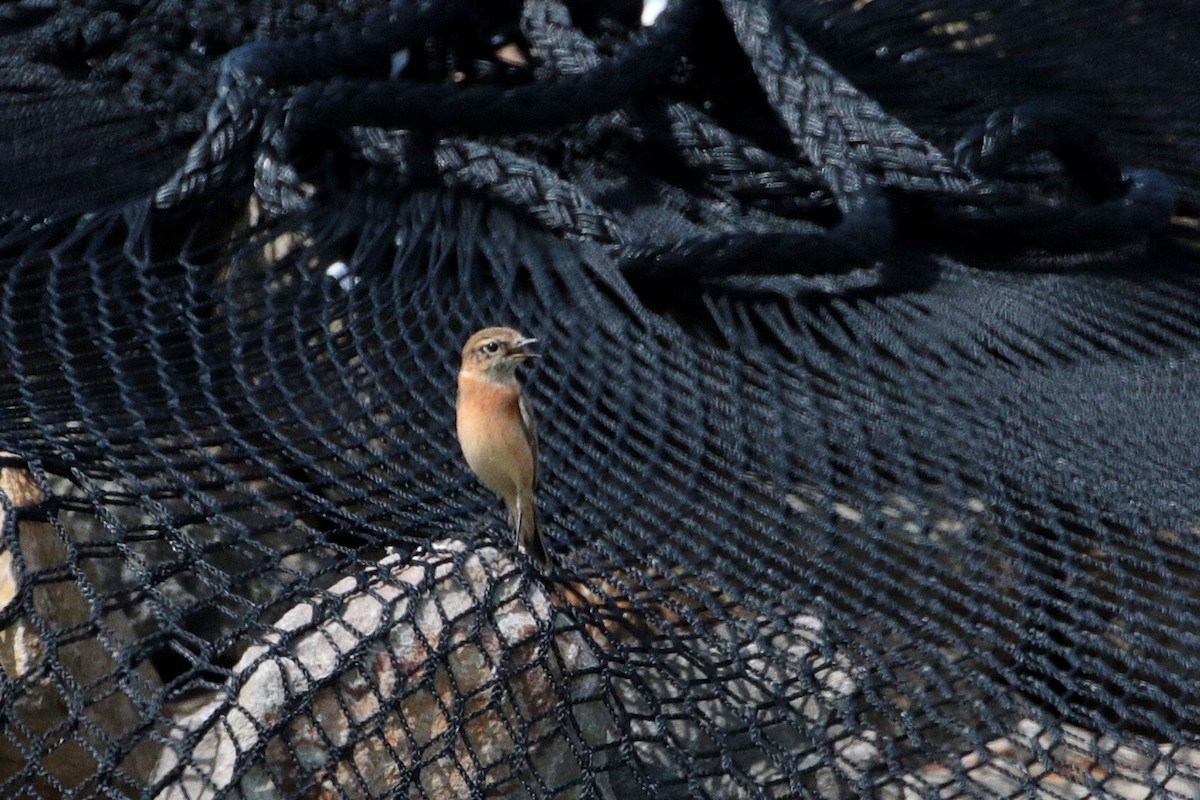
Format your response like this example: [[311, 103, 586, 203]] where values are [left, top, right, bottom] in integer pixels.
[[456, 373, 533, 500]]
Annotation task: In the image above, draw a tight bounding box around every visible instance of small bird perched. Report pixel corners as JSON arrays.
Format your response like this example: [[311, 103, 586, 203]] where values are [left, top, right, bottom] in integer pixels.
[[456, 327, 551, 568]]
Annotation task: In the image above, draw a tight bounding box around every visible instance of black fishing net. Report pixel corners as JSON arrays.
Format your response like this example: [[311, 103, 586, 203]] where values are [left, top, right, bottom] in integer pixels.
[[1, 0, 1199, 797]]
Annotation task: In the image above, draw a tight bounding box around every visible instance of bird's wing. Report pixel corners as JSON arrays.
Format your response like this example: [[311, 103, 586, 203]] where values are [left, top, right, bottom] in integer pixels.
[[518, 391, 539, 487]]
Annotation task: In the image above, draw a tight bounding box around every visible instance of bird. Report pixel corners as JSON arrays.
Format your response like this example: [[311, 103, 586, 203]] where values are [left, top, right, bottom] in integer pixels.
[[456, 327, 551, 568]]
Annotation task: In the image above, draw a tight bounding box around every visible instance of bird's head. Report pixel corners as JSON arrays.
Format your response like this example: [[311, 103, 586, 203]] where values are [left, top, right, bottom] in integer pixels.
[[460, 327, 539, 381]]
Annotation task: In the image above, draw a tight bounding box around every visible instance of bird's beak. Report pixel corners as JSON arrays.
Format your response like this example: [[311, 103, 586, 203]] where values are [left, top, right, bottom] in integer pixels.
[[512, 337, 540, 359]]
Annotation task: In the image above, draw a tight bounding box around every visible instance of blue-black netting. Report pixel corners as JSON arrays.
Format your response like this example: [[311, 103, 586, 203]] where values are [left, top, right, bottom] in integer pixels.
[[1, 0, 1199, 797]]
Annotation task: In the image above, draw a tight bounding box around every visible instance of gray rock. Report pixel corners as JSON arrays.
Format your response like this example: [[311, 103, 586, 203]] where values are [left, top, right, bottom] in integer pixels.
[[155, 540, 868, 799], [151, 535, 1200, 800], [156, 540, 609, 799], [0, 457, 162, 797], [48, 471, 341, 664]]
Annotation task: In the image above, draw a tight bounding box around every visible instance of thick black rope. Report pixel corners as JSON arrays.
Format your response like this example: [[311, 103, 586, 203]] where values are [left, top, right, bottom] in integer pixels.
[[717, 0, 971, 202], [153, 0, 1179, 291], [154, 0, 493, 206]]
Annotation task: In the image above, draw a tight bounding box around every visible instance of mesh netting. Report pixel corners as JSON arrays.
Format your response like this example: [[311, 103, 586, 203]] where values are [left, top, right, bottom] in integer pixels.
[[1, 0, 1200, 797]]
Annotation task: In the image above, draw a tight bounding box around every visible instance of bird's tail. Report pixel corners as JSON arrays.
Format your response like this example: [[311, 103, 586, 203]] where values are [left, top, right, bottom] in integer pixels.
[[513, 493, 551, 569]]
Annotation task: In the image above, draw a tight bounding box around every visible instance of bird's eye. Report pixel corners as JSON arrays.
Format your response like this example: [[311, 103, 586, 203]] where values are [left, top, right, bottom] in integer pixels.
[[482, 341, 501, 355]]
